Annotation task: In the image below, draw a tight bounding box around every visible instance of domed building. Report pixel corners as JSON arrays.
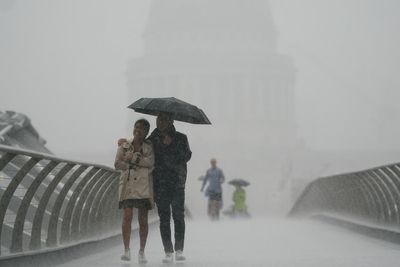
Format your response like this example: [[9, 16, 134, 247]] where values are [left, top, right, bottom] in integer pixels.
[[126, 0, 300, 215]]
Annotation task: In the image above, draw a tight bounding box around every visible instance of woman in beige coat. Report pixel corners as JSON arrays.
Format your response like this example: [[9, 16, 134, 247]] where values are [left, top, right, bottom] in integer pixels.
[[114, 118, 154, 263]]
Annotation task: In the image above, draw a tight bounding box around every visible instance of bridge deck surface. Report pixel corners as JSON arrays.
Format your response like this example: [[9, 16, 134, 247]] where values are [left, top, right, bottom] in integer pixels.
[[57, 219, 400, 267]]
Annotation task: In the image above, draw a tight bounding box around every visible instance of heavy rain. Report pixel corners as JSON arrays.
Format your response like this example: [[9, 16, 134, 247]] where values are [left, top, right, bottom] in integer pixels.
[[1, 0, 400, 266]]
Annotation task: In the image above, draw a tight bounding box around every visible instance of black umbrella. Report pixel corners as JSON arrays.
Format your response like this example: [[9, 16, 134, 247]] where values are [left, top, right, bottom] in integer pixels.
[[128, 97, 211, 125], [228, 178, 250, 187]]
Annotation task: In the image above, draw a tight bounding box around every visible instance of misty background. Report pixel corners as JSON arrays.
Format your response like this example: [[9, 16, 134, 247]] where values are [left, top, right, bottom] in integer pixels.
[[1, 0, 400, 217]]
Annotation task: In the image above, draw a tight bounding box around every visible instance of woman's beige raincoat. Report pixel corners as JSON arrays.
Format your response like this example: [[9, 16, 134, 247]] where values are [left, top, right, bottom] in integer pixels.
[[114, 139, 154, 203]]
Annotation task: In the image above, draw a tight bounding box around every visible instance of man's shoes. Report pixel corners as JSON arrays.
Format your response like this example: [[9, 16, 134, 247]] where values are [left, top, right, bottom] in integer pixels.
[[175, 250, 186, 261], [138, 251, 148, 264], [162, 252, 174, 263], [121, 249, 131, 261]]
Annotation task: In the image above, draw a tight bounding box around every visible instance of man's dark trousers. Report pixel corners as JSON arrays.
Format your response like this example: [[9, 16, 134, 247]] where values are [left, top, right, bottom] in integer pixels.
[[156, 183, 185, 253]]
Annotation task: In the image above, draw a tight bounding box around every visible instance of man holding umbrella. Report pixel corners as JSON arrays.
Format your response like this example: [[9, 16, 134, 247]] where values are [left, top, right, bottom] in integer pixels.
[[148, 112, 191, 262], [121, 97, 210, 263]]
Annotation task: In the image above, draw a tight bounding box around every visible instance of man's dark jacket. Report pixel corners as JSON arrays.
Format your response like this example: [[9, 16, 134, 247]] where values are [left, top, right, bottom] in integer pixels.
[[148, 126, 192, 189]]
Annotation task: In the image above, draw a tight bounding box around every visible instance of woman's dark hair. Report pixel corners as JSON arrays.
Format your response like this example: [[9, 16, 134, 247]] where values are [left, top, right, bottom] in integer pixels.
[[135, 118, 150, 134]]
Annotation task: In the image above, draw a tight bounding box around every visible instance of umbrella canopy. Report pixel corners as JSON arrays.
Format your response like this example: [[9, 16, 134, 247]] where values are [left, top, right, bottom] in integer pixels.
[[228, 178, 250, 187], [128, 97, 211, 125]]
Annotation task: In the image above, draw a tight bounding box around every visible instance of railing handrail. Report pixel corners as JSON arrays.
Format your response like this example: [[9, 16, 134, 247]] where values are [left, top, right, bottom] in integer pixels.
[[290, 160, 400, 234], [313, 161, 400, 181], [0, 144, 115, 171]]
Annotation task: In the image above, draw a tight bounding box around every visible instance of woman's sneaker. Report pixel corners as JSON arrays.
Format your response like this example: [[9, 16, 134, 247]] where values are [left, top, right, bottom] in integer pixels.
[[121, 249, 131, 261], [162, 252, 174, 263], [138, 251, 148, 264], [175, 250, 186, 261]]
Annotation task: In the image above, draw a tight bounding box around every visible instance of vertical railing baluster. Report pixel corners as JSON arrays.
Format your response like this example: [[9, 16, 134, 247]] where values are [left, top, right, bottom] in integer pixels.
[[10, 161, 59, 252], [29, 164, 74, 250], [79, 172, 115, 237], [0, 157, 40, 255], [60, 168, 100, 243], [70, 170, 108, 241], [97, 179, 119, 232], [46, 165, 88, 247], [87, 173, 119, 237]]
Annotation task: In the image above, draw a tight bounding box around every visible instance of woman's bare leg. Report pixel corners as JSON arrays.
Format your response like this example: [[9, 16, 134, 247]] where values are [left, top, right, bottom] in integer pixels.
[[138, 208, 149, 252], [122, 207, 133, 250]]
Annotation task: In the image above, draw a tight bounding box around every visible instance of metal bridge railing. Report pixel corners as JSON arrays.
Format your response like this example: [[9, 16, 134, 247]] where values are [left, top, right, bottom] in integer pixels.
[[289, 162, 400, 232], [0, 144, 122, 256]]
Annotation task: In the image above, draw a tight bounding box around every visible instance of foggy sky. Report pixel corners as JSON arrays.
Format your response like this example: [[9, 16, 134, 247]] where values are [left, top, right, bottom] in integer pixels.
[[273, 0, 400, 152], [0, 0, 399, 165]]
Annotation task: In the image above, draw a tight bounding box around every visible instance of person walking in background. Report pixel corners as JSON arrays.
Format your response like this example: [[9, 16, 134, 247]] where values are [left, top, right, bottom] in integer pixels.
[[114, 119, 154, 263], [232, 185, 248, 217], [201, 158, 225, 220]]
